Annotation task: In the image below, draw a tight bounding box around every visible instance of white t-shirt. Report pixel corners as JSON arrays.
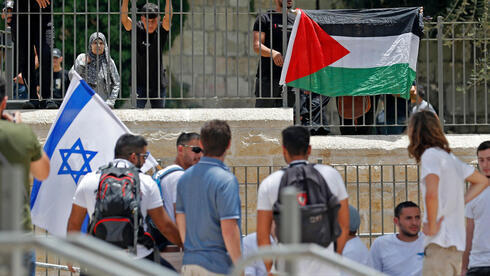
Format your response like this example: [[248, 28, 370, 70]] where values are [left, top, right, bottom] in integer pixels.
[[465, 187, 490, 268], [157, 164, 184, 223], [73, 159, 163, 258], [257, 161, 349, 276], [243, 232, 276, 276], [420, 147, 475, 251], [369, 233, 425, 276], [342, 236, 370, 276]]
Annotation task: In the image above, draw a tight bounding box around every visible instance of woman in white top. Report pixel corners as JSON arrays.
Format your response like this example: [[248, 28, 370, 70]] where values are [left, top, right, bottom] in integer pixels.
[[407, 111, 488, 276]]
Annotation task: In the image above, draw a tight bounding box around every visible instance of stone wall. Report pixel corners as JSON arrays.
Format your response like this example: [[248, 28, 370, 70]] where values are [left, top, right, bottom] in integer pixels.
[[23, 108, 490, 237]]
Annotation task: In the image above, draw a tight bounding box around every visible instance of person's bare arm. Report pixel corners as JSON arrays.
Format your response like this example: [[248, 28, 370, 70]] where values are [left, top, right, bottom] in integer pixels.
[[257, 210, 273, 272], [175, 213, 186, 243], [253, 31, 283, 67], [221, 219, 241, 263], [30, 152, 50, 181], [461, 217, 474, 276], [464, 170, 489, 204], [336, 198, 349, 254], [35, 0, 50, 9], [423, 174, 444, 236], [121, 0, 132, 31], [162, 0, 172, 31], [66, 204, 87, 273], [147, 206, 183, 247], [66, 204, 87, 233]]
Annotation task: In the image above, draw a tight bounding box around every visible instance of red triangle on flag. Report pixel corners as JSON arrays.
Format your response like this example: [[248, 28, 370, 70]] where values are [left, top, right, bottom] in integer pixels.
[[285, 10, 350, 84]]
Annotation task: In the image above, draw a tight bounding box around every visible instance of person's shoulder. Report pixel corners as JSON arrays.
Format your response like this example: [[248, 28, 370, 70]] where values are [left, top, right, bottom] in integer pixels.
[[77, 172, 100, 189], [421, 147, 444, 159], [372, 233, 395, 246], [260, 169, 284, 189]]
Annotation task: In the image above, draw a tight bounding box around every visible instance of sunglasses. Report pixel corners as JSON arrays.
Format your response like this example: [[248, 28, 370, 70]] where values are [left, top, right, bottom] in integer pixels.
[[136, 151, 150, 160], [182, 145, 202, 153]]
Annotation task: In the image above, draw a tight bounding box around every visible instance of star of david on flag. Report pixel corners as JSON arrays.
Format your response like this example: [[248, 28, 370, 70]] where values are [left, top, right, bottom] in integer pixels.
[[58, 138, 97, 185]]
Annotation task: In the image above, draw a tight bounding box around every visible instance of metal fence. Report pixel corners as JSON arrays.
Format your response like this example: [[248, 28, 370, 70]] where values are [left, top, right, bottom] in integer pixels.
[[0, 1, 488, 132]]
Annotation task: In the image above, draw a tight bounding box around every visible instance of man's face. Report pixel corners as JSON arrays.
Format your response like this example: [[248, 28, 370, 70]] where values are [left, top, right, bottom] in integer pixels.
[[409, 85, 418, 103], [53, 56, 62, 68], [134, 146, 148, 169], [276, 0, 293, 9], [180, 139, 202, 169], [478, 148, 490, 178], [394, 207, 421, 237], [141, 16, 159, 34]]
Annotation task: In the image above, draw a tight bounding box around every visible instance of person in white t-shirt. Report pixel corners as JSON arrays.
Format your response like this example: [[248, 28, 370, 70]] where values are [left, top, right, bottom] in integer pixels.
[[407, 111, 488, 276], [410, 86, 436, 115], [342, 205, 370, 276], [66, 134, 182, 272], [153, 132, 202, 223], [369, 201, 424, 276], [257, 126, 349, 276], [462, 141, 490, 276], [243, 222, 277, 276]]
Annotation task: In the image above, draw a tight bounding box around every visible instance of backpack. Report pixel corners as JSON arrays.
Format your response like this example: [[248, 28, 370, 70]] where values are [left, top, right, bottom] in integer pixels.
[[88, 163, 154, 253], [273, 163, 341, 247]]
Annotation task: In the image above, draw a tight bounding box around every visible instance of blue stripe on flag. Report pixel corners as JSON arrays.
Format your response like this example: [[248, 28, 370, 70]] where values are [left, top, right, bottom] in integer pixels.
[[30, 81, 94, 209]]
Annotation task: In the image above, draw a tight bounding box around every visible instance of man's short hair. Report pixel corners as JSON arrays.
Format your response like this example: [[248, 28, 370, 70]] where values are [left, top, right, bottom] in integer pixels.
[[176, 132, 200, 147], [0, 75, 6, 100], [200, 120, 231, 157], [140, 3, 159, 19], [114, 134, 148, 159], [282, 126, 310, 156], [394, 201, 419, 218], [477, 141, 490, 154]]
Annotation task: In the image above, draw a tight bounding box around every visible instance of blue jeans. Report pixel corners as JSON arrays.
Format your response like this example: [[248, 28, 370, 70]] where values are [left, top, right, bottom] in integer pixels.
[[136, 87, 166, 108], [376, 111, 407, 134]]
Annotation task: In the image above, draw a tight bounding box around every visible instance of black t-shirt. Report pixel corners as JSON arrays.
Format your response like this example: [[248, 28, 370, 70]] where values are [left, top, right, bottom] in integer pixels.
[[385, 95, 409, 119], [52, 69, 70, 99], [253, 10, 295, 81], [136, 21, 169, 91]]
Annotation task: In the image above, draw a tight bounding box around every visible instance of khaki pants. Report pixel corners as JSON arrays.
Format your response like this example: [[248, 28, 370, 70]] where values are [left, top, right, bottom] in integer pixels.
[[181, 265, 225, 276], [422, 243, 463, 276]]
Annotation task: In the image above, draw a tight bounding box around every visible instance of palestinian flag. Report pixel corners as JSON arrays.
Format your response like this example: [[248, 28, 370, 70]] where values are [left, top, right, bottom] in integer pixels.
[[280, 8, 423, 99]]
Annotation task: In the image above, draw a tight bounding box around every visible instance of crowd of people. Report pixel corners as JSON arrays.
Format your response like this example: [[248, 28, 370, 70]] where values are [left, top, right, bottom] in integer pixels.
[[1, 65, 490, 275], [1, 0, 436, 137]]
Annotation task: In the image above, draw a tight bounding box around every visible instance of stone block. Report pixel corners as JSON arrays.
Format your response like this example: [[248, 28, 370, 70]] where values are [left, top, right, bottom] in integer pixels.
[[226, 76, 252, 97], [234, 129, 282, 157]]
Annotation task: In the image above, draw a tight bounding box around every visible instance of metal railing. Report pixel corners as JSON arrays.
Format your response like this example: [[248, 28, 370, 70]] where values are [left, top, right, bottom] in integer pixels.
[[4, 162, 478, 274], [0, 1, 487, 132]]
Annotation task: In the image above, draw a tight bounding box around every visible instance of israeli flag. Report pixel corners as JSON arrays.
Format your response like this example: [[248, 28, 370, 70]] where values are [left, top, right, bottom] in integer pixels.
[[30, 72, 132, 237]]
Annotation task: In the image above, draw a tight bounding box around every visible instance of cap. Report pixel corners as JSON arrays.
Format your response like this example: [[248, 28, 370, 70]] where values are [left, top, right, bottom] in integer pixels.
[[52, 48, 62, 58], [4, 0, 13, 10], [348, 205, 361, 232]]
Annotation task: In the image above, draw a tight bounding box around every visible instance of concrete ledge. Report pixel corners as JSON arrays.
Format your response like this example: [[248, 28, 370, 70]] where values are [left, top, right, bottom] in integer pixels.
[[21, 108, 490, 167]]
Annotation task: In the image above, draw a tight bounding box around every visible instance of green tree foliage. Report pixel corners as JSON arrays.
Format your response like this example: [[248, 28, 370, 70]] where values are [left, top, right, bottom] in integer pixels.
[[341, 0, 487, 22], [52, 0, 188, 104]]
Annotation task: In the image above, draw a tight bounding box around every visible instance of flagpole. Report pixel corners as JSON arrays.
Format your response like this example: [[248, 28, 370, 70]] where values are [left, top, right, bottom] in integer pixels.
[[282, 0, 288, 108]]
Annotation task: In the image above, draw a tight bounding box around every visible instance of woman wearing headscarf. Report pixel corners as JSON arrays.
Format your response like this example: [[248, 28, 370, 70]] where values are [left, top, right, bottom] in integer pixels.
[[69, 32, 120, 108]]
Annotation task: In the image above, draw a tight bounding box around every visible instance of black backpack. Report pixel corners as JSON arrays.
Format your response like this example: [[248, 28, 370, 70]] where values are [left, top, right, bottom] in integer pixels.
[[88, 163, 154, 253], [273, 163, 341, 247]]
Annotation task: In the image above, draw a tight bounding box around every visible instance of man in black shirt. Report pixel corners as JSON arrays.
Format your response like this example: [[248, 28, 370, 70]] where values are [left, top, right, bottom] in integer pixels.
[[253, 0, 295, 107], [122, 0, 171, 108], [49, 48, 69, 108], [11, 0, 53, 109]]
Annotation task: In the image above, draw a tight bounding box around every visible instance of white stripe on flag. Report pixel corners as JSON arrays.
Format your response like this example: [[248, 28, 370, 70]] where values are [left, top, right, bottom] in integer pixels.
[[279, 9, 302, 86], [329, 33, 419, 71]]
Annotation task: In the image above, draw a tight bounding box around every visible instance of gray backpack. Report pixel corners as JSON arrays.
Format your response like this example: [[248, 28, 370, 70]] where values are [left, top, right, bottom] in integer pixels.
[[273, 163, 341, 247]]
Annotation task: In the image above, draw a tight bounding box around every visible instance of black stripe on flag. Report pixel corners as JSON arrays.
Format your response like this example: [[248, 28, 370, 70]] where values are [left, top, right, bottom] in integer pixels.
[[304, 7, 424, 38]]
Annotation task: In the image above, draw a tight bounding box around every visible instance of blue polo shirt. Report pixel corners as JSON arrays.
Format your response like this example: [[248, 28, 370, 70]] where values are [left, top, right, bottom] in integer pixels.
[[176, 157, 242, 274]]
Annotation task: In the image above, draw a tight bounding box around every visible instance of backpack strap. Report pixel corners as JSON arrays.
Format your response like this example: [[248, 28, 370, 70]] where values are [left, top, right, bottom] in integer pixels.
[[152, 166, 184, 198]]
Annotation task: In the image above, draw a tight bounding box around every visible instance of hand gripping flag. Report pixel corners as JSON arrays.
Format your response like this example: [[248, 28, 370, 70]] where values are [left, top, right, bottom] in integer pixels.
[[280, 7, 424, 99], [30, 72, 156, 236]]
